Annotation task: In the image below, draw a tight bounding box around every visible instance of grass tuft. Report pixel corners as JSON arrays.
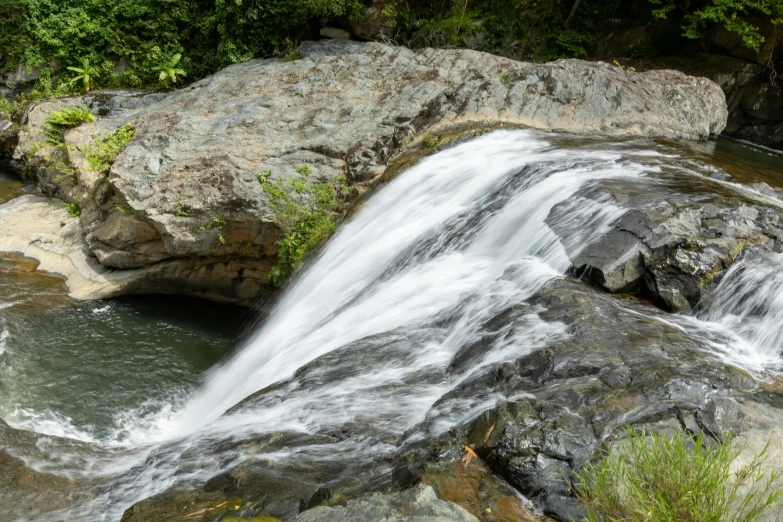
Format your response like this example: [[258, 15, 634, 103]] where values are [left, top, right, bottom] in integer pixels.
[[573, 428, 782, 522]]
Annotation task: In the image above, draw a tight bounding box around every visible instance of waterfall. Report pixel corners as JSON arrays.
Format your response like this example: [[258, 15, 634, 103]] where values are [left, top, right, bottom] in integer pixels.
[[5, 129, 783, 522]]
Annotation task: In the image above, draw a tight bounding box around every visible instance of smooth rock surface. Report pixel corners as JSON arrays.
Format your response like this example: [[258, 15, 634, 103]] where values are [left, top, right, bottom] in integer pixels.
[[4, 40, 727, 303]]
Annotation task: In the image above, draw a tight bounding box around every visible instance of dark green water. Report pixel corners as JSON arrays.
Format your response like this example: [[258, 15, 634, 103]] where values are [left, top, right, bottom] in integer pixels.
[[0, 168, 250, 440], [0, 167, 24, 204]]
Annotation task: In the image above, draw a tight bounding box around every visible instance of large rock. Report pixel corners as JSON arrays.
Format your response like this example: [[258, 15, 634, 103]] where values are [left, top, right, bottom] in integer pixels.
[[4, 40, 727, 304], [548, 163, 783, 313], [421, 278, 783, 520]]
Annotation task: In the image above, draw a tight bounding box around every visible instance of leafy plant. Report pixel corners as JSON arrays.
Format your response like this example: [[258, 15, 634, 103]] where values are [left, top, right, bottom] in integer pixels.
[[262, 171, 347, 285], [67, 58, 99, 92], [116, 205, 133, 213], [84, 124, 136, 176], [43, 106, 95, 146], [152, 53, 187, 87], [573, 428, 783, 522]]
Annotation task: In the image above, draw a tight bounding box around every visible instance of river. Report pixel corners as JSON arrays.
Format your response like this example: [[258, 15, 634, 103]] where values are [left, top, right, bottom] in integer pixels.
[[1, 131, 783, 521]]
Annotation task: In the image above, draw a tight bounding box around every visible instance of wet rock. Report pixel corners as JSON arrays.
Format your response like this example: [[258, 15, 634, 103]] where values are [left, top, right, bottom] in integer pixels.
[[5, 40, 727, 304], [291, 485, 480, 522], [403, 278, 783, 520], [549, 165, 783, 313]]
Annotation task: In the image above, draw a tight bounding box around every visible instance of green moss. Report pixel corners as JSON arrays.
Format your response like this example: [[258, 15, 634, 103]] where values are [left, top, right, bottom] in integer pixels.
[[84, 123, 136, 176], [43, 106, 95, 146], [66, 202, 81, 217], [262, 169, 348, 286], [220, 515, 282, 522]]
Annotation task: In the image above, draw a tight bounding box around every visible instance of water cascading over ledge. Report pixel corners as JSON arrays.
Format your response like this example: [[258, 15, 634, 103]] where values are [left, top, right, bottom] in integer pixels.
[[3, 130, 783, 522]]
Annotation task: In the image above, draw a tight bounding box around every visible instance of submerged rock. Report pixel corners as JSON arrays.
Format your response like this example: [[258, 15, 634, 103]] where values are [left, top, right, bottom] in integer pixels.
[[292, 485, 479, 522], [2, 40, 727, 304]]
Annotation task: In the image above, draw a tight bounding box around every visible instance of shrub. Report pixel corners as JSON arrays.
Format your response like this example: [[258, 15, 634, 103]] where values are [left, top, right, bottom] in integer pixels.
[[262, 169, 348, 285], [83, 124, 136, 176], [43, 106, 95, 146], [573, 428, 783, 522]]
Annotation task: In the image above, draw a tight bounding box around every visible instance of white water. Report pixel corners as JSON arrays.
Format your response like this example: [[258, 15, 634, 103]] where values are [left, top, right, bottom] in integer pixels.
[[5, 129, 783, 521]]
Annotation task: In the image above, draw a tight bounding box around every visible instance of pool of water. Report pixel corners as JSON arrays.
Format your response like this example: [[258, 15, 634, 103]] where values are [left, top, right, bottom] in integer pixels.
[[0, 168, 25, 204], [0, 252, 250, 442], [675, 136, 783, 187]]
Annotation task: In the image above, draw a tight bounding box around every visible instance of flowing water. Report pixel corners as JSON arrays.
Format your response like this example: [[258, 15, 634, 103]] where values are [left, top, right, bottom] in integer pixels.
[[2, 131, 783, 521]]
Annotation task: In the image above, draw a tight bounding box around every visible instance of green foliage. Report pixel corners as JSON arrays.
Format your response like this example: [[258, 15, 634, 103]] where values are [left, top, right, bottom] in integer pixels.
[[683, 0, 783, 52], [0, 0, 364, 90], [574, 428, 783, 522], [152, 53, 187, 87], [116, 205, 133, 213], [279, 39, 304, 62], [391, 0, 782, 61], [66, 202, 81, 217], [262, 169, 347, 285], [43, 106, 95, 146], [83, 124, 136, 176], [67, 58, 98, 92], [423, 133, 440, 148]]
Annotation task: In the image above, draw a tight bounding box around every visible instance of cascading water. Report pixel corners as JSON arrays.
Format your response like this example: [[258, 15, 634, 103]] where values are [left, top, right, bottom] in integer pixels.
[[3, 130, 783, 521]]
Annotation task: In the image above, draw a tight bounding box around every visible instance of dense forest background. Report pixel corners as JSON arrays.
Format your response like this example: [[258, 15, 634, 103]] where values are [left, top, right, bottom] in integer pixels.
[[0, 0, 781, 92]]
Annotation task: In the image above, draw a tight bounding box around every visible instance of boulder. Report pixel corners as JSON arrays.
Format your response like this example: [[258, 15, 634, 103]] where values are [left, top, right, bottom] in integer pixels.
[[548, 163, 783, 313], [3, 40, 727, 304]]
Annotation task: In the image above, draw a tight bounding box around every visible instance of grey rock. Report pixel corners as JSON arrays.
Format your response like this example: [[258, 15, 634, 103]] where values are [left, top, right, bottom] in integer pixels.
[[549, 165, 783, 313], [5, 40, 727, 304], [293, 485, 479, 522]]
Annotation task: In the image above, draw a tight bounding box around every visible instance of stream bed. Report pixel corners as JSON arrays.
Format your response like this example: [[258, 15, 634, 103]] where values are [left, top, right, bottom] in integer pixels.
[[2, 133, 783, 521]]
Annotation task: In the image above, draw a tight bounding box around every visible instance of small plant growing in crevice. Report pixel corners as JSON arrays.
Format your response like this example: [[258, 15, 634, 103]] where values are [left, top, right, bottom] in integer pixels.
[[423, 133, 440, 149], [116, 205, 133, 213], [66, 202, 81, 217], [612, 60, 636, 72], [200, 216, 227, 245], [262, 169, 348, 286], [573, 428, 782, 522], [84, 124, 136, 176], [44, 106, 95, 146], [280, 38, 303, 62]]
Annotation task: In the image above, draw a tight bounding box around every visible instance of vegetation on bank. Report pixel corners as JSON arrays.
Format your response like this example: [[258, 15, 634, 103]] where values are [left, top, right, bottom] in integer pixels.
[[574, 428, 782, 522], [260, 169, 349, 285], [0, 1, 781, 97], [84, 124, 136, 176]]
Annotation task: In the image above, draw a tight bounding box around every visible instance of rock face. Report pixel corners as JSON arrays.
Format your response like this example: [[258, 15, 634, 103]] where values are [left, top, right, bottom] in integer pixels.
[[2, 40, 727, 304], [419, 278, 783, 520], [548, 162, 783, 313]]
